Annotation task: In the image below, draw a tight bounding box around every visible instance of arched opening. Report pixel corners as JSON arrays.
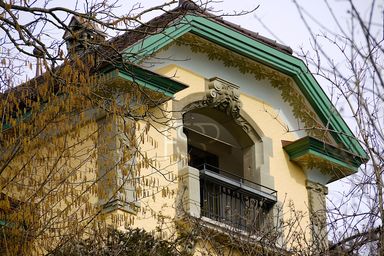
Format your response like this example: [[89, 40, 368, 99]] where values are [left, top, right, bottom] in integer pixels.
[[182, 107, 276, 231], [183, 108, 254, 180]]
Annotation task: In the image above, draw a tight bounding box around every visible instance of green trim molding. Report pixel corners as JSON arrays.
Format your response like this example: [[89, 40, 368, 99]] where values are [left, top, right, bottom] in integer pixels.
[[101, 63, 188, 97], [283, 136, 365, 182], [123, 12, 368, 163], [1, 64, 187, 132]]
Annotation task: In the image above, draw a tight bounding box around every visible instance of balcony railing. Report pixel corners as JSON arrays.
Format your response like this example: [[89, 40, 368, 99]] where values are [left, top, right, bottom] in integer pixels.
[[198, 163, 277, 232]]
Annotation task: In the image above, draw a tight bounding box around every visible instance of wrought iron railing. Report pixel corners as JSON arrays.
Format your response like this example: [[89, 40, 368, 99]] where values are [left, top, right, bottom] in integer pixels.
[[198, 163, 277, 232]]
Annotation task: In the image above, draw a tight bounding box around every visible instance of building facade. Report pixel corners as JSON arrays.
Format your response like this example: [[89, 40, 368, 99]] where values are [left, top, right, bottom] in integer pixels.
[[0, 1, 367, 255]]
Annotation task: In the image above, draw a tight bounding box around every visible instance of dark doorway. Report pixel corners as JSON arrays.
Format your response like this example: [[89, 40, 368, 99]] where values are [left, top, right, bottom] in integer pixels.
[[188, 145, 218, 171]]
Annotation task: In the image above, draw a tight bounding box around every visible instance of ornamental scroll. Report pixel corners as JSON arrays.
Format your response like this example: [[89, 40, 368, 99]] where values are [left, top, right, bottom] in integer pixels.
[[206, 77, 242, 119], [182, 77, 252, 133]]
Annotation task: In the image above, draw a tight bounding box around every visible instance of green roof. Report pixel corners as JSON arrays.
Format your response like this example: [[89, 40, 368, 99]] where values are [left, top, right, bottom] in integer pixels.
[[122, 13, 367, 162]]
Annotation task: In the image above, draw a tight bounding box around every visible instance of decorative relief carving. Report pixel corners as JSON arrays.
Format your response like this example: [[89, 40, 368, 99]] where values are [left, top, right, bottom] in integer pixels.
[[182, 77, 252, 134], [234, 117, 252, 134], [298, 154, 348, 181], [182, 100, 206, 114], [306, 179, 328, 249], [206, 78, 242, 118], [306, 180, 328, 195]]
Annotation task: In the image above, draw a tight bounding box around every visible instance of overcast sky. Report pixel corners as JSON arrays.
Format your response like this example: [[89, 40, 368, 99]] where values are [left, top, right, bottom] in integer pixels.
[[138, 1, 378, 57]]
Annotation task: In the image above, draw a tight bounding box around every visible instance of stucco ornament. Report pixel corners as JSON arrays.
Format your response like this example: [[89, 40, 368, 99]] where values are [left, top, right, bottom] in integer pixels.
[[206, 78, 242, 118], [182, 77, 252, 133]]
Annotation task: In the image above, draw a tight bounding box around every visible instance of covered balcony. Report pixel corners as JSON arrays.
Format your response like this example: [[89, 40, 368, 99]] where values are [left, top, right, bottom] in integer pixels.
[[180, 106, 277, 232], [198, 163, 277, 231]]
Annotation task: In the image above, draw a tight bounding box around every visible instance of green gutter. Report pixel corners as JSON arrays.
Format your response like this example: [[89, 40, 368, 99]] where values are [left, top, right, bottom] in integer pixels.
[[102, 63, 188, 97], [283, 136, 364, 173], [1, 64, 187, 132]]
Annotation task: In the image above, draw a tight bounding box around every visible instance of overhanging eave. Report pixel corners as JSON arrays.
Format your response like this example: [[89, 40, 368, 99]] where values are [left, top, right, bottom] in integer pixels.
[[283, 136, 367, 182], [102, 64, 188, 97]]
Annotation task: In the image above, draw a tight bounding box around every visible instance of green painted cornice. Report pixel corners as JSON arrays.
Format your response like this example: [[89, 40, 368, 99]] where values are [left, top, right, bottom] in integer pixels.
[[102, 64, 188, 97], [123, 12, 367, 161], [283, 136, 365, 182]]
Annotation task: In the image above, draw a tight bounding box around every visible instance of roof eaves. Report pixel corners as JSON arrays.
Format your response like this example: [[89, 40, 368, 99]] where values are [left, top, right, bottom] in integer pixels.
[[111, 2, 293, 55]]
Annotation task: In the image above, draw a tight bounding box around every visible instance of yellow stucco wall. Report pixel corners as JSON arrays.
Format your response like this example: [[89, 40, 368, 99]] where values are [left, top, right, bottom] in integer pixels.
[[157, 64, 308, 208], [1, 121, 100, 254], [151, 64, 311, 246]]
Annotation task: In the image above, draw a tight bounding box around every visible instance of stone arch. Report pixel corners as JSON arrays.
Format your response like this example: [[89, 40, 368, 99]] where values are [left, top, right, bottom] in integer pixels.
[[173, 78, 274, 188]]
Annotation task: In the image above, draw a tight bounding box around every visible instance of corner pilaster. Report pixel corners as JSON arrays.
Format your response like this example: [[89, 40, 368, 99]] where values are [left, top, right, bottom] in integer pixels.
[[179, 166, 201, 218], [97, 116, 138, 214], [306, 179, 328, 251]]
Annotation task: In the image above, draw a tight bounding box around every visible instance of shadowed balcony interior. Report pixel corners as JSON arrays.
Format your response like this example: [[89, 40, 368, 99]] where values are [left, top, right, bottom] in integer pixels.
[[183, 108, 277, 231]]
